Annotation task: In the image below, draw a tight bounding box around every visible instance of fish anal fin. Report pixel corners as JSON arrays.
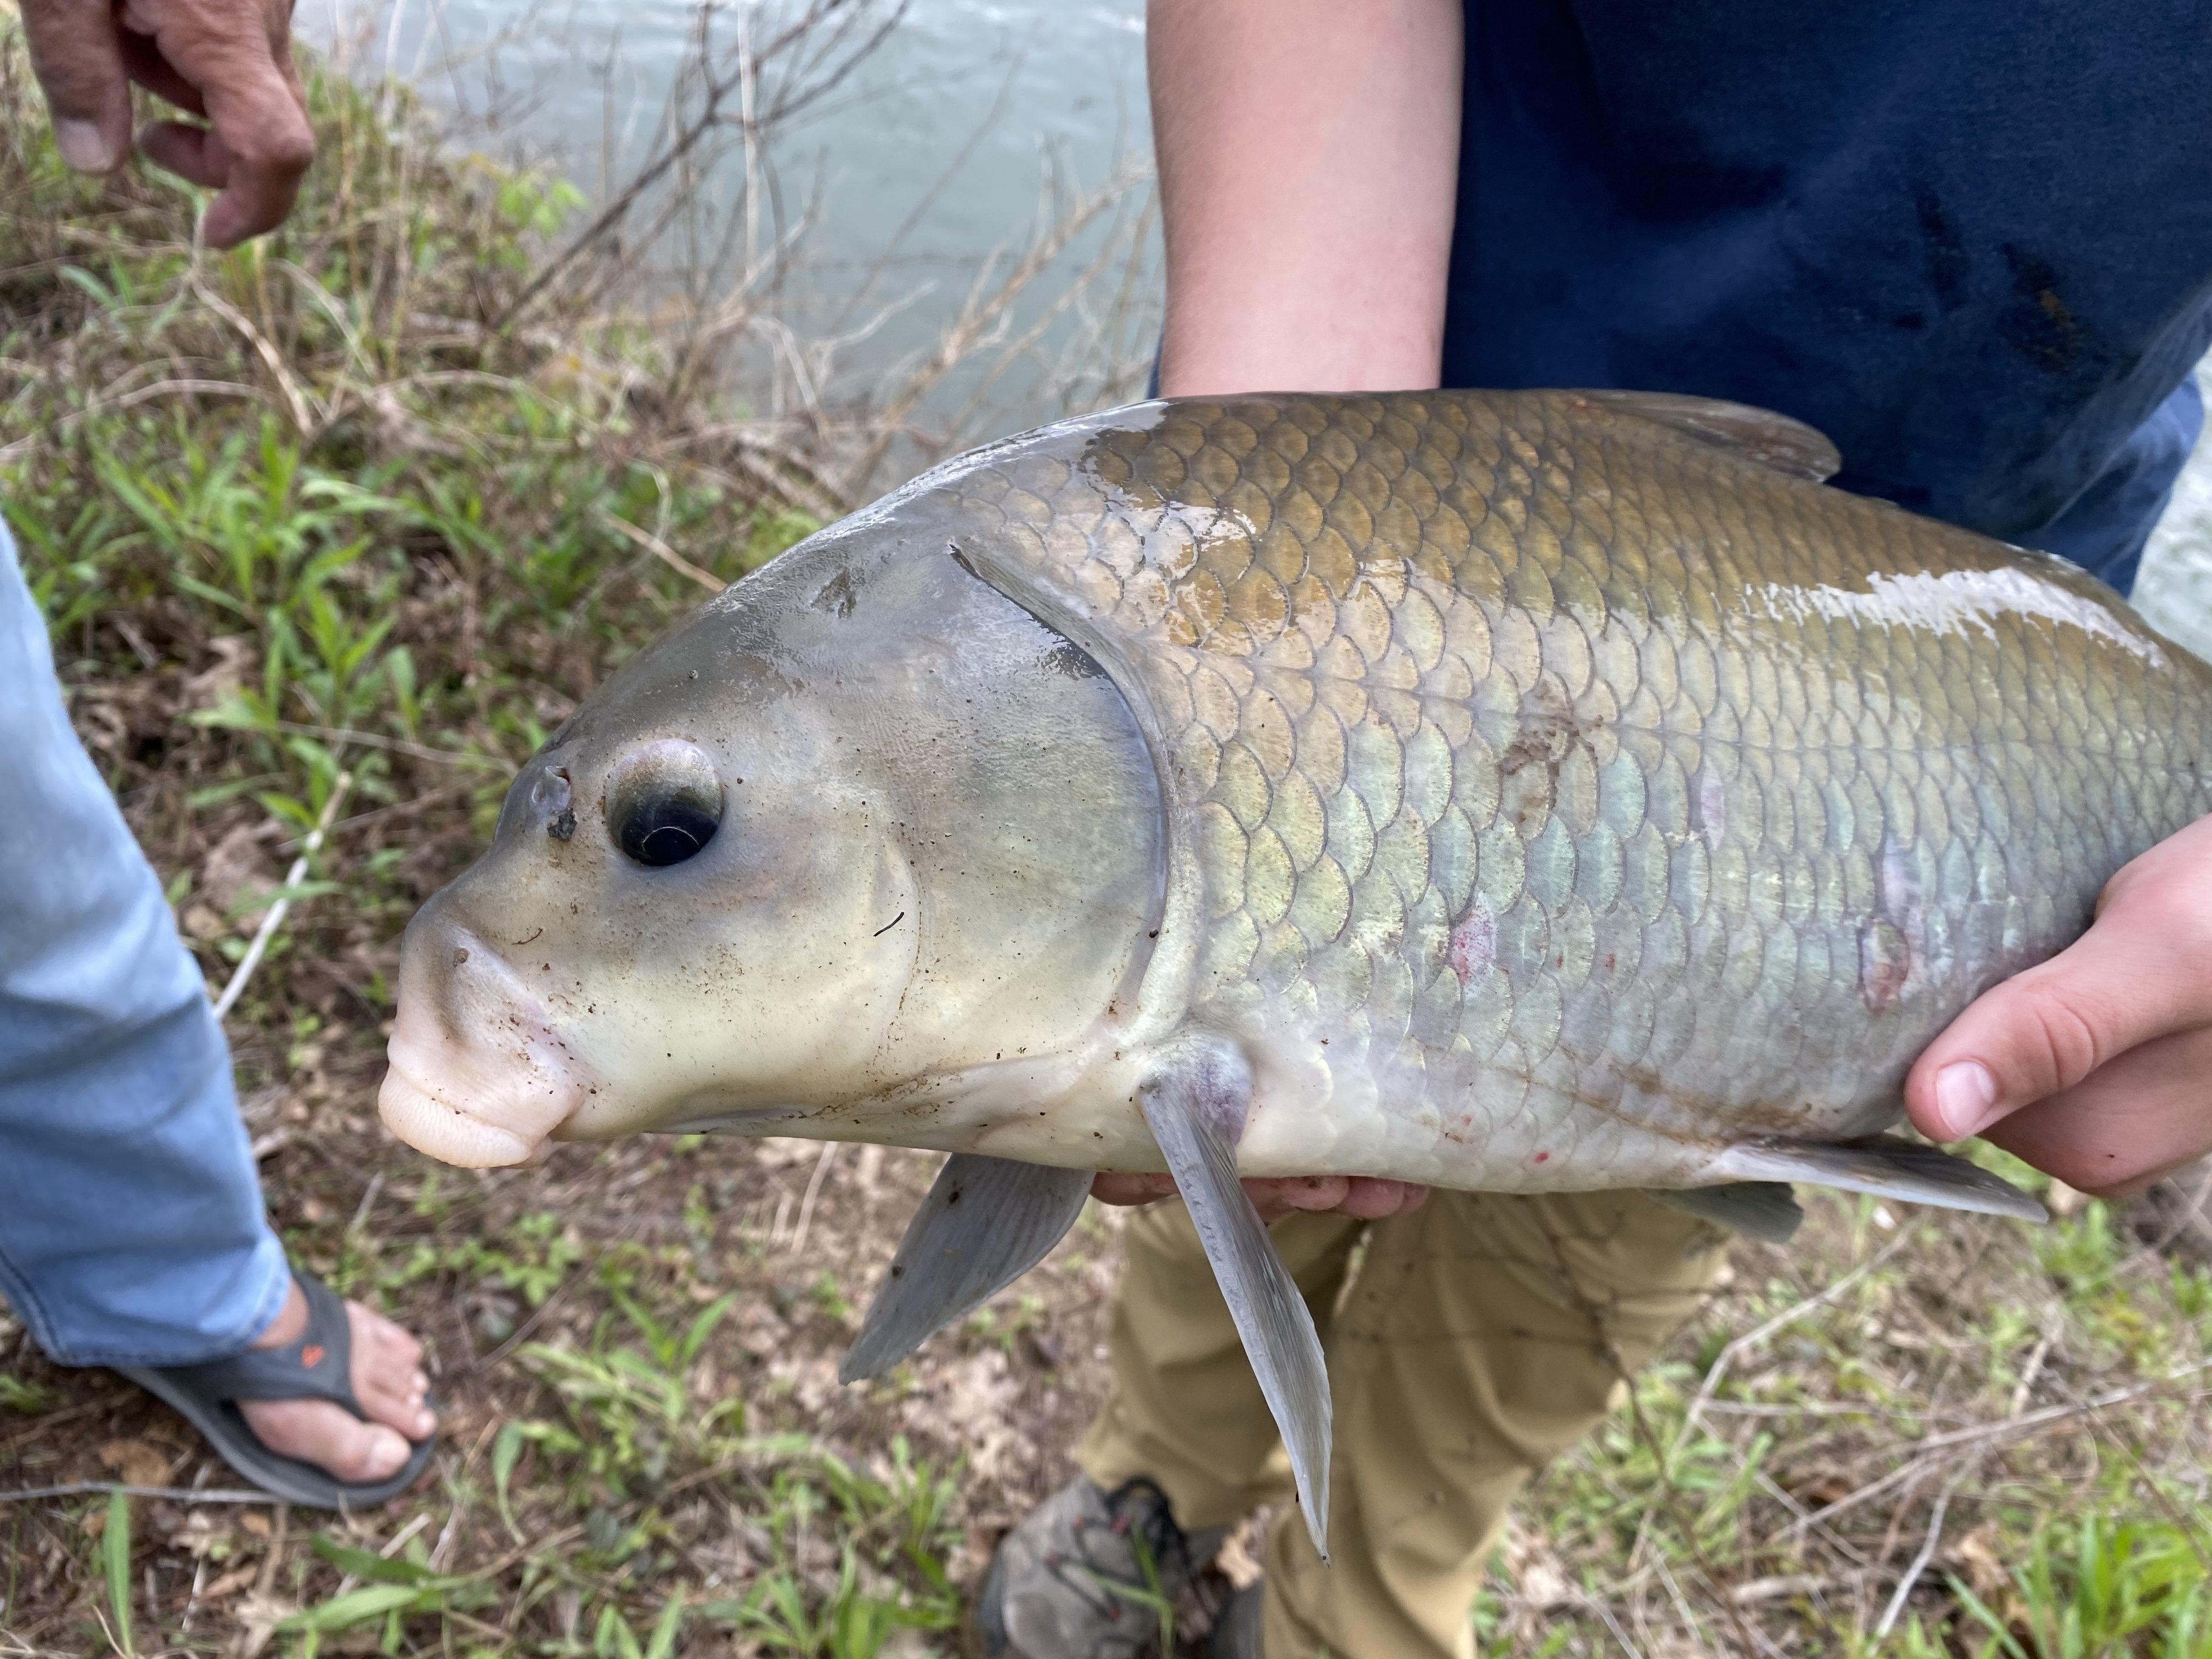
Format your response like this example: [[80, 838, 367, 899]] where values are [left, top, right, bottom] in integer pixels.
[[1711, 1135, 2049, 1223], [1573, 390, 1842, 483], [1646, 1181, 1805, 1243], [839, 1154, 1091, 1385], [1138, 1037, 1334, 1561]]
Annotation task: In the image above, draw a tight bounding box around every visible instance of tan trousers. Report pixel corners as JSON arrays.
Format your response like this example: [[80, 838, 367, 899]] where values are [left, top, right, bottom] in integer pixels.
[[1078, 1190, 1729, 1659]]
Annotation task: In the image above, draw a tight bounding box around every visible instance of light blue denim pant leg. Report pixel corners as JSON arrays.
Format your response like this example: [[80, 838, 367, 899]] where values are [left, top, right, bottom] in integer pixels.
[[0, 516, 290, 1367]]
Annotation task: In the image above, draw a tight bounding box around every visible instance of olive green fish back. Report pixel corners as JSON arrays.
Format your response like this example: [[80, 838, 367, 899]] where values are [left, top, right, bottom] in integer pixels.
[[925, 390, 2212, 1187]]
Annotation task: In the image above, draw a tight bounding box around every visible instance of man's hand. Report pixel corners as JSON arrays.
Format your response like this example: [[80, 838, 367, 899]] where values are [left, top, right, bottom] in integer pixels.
[[22, 0, 314, 247], [1092, 1170, 1430, 1224], [1906, 814, 2212, 1199]]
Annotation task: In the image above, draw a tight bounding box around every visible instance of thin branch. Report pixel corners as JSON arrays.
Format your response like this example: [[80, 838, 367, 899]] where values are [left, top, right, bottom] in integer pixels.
[[596, 507, 725, 593], [0, 1483, 276, 1504], [212, 769, 354, 1022]]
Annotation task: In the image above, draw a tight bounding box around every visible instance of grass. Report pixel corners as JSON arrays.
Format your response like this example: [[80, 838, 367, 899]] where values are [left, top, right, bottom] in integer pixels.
[[0, 11, 2209, 1655], [1474, 1174, 2212, 1656]]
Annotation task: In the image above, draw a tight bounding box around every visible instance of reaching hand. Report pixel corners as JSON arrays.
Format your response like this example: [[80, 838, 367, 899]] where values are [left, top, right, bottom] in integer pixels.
[[1091, 1170, 1430, 1224], [1906, 813, 2212, 1199], [22, 0, 314, 247]]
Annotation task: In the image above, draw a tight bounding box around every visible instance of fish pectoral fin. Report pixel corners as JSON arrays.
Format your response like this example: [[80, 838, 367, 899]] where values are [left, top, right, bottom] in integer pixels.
[[1574, 389, 1842, 482], [1646, 1181, 1805, 1243], [839, 1154, 1091, 1385], [1137, 1037, 1334, 1561], [1710, 1135, 2049, 1223]]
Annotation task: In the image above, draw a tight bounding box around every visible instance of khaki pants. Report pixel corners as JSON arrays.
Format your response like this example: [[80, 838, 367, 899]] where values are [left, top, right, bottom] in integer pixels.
[[1079, 1190, 1728, 1659]]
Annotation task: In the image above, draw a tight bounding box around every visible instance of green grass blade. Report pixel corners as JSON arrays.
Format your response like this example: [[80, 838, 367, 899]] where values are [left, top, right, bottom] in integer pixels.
[[101, 1487, 132, 1658], [644, 1588, 686, 1659]]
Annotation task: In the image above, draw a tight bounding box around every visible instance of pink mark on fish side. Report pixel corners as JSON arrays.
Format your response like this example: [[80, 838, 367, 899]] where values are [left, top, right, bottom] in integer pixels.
[[1878, 834, 1926, 945], [1448, 902, 1496, 984], [1859, 917, 1911, 1013], [1863, 832, 1925, 1013], [1690, 765, 1726, 847]]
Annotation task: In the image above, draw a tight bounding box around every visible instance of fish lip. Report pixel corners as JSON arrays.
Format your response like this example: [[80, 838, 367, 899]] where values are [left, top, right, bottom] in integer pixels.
[[376, 922, 596, 1168], [376, 1063, 546, 1168]]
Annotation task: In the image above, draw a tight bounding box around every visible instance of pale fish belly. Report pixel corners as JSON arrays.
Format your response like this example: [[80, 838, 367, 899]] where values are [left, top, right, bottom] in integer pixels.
[[935, 391, 2212, 1192]]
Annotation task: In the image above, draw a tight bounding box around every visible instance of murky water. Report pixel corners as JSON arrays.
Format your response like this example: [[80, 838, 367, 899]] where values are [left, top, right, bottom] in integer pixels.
[[303, 0, 1157, 441]]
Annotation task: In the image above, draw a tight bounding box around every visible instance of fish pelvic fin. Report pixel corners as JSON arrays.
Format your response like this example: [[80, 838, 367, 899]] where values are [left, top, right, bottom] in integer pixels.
[[1709, 1135, 2049, 1223], [1138, 1036, 1334, 1561], [839, 1154, 1091, 1385], [1645, 1181, 1805, 1243]]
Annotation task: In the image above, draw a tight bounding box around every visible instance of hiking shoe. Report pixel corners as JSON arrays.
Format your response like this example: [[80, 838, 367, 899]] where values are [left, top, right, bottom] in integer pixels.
[[975, 1474, 1232, 1657], [1207, 1582, 1264, 1657]]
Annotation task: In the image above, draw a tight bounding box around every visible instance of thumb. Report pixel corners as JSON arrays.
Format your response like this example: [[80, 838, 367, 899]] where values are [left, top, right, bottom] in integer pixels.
[[1904, 920, 2201, 1143], [20, 0, 134, 174]]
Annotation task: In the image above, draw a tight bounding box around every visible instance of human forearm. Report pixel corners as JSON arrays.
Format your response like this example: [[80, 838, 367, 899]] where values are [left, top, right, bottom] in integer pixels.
[[1148, 0, 1462, 398]]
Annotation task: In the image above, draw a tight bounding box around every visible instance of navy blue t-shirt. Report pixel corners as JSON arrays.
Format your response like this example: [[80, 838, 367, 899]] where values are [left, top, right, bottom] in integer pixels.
[[1445, 2, 2212, 592]]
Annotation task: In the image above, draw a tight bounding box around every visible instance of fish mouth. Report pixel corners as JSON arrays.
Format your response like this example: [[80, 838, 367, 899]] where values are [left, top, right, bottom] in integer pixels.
[[377, 921, 597, 1167]]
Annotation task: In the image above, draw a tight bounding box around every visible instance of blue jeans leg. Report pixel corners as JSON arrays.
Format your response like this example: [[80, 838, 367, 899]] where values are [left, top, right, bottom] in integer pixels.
[[0, 517, 290, 1367]]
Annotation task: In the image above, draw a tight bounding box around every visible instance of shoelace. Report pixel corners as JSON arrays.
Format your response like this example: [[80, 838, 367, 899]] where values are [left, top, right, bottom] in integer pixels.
[[1046, 1476, 1197, 1630]]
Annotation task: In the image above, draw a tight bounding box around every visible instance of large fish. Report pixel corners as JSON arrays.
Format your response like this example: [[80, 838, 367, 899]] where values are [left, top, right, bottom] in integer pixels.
[[377, 390, 2212, 1549]]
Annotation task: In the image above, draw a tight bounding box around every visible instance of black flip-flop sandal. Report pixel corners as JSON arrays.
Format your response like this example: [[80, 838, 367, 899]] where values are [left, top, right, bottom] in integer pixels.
[[116, 1271, 437, 1508]]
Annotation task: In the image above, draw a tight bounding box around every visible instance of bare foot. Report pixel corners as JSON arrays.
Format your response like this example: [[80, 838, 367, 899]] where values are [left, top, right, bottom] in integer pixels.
[[235, 1283, 436, 1485]]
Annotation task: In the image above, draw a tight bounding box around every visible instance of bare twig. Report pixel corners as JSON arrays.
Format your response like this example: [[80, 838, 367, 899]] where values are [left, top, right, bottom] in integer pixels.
[[1872, 1460, 1970, 1637], [211, 769, 353, 1022], [596, 507, 725, 594], [0, 1483, 275, 1504], [788, 1140, 839, 1257]]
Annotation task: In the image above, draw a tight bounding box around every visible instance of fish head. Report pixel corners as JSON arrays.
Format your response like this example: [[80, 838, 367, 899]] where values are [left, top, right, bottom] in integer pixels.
[[379, 513, 1165, 1166]]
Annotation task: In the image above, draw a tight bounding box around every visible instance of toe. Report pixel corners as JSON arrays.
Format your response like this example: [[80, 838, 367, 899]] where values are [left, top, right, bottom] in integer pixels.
[[347, 1302, 438, 1442], [238, 1398, 415, 1485], [370, 1312, 423, 1365]]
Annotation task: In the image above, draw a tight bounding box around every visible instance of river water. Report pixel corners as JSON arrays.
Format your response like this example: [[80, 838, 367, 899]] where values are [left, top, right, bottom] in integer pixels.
[[303, 0, 1158, 453]]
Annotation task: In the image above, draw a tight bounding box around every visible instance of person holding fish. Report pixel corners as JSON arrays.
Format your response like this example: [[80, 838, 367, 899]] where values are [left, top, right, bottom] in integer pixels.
[[9, 0, 437, 1507], [20, 0, 2212, 1651], [975, 3, 2212, 1657]]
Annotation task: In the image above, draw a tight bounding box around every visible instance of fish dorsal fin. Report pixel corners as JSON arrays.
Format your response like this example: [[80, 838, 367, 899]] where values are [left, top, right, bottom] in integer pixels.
[[1573, 390, 1843, 483], [839, 1154, 1091, 1384], [1710, 1135, 2048, 1222]]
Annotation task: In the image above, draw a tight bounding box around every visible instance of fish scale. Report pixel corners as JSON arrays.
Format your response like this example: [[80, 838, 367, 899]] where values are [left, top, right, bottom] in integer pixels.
[[933, 388, 2212, 1189]]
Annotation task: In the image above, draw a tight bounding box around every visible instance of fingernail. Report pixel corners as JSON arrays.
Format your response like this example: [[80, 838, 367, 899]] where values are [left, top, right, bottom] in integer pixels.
[[364, 1430, 408, 1479], [55, 120, 115, 173], [1934, 1060, 2001, 1139]]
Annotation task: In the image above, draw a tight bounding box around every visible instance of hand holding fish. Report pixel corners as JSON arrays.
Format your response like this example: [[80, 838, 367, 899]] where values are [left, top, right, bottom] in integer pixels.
[[1909, 811, 2212, 1198], [21, 0, 314, 247]]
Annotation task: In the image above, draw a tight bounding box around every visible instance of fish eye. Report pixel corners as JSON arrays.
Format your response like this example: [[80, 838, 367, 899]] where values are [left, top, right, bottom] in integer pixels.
[[604, 740, 723, 870]]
